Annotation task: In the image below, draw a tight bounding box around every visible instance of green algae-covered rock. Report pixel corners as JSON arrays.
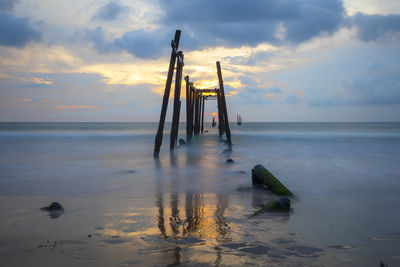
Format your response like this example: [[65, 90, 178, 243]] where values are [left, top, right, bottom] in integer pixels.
[[252, 164, 293, 196], [250, 197, 291, 217]]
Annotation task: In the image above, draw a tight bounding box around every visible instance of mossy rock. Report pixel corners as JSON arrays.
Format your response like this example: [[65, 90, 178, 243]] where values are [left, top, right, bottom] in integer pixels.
[[252, 164, 293, 196]]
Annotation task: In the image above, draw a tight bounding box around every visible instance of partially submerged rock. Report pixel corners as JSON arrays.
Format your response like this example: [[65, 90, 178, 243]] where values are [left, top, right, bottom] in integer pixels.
[[178, 138, 187, 145], [250, 197, 290, 217], [252, 164, 293, 196], [41, 202, 64, 219], [41, 202, 63, 211], [226, 158, 234, 164]]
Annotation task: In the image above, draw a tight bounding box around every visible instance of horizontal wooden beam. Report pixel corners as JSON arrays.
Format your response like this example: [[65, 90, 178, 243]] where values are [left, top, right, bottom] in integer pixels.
[[195, 88, 219, 93]]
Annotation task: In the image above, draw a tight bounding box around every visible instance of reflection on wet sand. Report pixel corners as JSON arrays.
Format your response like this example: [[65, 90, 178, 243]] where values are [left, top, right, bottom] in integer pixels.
[[155, 191, 231, 266], [156, 192, 230, 240]]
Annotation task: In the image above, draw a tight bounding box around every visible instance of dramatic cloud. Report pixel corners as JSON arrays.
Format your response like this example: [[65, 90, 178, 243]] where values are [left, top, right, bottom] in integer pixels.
[[352, 13, 400, 42], [85, 27, 115, 53], [0, 0, 17, 12], [92, 1, 127, 21], [343, 62, 400, 105], [159, 0, 346, 48], [85, 27, 168, 58], [84, 0, 349, 58], [304, 62, 400, 106], [84, 0, 400, 61], [114, 30, 167, 58], [0, 12, 41, 48]]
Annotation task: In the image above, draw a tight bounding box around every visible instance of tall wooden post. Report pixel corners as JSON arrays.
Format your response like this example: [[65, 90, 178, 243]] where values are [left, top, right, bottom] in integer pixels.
[[217, 90, 224, 136], [197, 94, 202, 135], [170, 52, 184, 150], [185, 76, 191, 142], [194, 92, 199, 135], [201, 96, 205, 134], [196, 93, 200, 135], [189, 86, 195, 138], [154, 30, 181, 157], [216, 61, 232, 147]]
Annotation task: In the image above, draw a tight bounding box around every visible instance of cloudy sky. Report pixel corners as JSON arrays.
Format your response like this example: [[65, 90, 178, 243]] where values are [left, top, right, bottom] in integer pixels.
[[1, 0, 400, 122]]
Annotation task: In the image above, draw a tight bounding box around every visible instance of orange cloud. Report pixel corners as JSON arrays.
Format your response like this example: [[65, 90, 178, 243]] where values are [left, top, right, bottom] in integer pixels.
[[31, 76, 52, 85], [264, 93, 280, 99], [10, 98, 32, 103], [56, 105, 103, 112]]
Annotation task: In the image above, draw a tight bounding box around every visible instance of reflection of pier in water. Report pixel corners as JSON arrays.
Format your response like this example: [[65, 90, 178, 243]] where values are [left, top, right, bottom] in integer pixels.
[[155, 192, 230, 265], [156, 193, 230, 240]]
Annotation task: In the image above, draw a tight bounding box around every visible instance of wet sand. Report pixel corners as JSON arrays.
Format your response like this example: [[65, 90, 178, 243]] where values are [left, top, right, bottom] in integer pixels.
[[1, 184, 399, 266]]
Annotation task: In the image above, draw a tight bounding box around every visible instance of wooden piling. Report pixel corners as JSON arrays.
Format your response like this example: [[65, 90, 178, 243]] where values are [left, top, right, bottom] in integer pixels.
[[189, 86, 195, 138], [185, 76, 191, 142], [194, 92, 199, 135], [170, 51, 184, 150], [216, 61, 232, 147], [154, 30, 181, 157], [217, 91, 225, 136], [201, 96, 205, 134], [197, 94, 202, 135], [197, 93, 201, 135]]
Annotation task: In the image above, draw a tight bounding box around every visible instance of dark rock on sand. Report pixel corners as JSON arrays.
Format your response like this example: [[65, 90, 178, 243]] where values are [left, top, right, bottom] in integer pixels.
[[41, 202, 64, 219], [250, 197, 291, 217], [179, 138, 187, 145], [226, 158, 234, 164], [41, 202, 63, 211]]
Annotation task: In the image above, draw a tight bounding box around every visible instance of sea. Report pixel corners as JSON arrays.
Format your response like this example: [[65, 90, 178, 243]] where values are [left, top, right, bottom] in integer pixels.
[[0, 122, 399, 266]]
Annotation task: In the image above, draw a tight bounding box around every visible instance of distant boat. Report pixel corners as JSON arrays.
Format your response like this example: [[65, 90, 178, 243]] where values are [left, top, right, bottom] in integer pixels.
[[237, 114, 242, 125], [212, 117, 216, 127]]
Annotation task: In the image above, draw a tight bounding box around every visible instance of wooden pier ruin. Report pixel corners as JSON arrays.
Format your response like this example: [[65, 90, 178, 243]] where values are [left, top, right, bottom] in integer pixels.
[[154, 30, 232, 157]]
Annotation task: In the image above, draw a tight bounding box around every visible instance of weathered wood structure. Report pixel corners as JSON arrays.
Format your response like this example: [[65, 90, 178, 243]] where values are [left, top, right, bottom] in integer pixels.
[[154, 30, 232, 157]]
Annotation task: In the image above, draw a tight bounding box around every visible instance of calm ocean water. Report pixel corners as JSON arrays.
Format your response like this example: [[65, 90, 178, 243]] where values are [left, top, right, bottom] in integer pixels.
[[0, 122, 399, 266]]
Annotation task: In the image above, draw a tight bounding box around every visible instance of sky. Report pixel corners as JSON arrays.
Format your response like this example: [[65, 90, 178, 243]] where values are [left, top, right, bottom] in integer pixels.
[[0, 0, 400, 122]]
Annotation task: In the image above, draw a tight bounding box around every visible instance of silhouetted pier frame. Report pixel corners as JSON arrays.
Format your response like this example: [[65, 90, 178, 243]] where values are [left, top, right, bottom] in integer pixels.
[[154, 30, 232, 157]]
